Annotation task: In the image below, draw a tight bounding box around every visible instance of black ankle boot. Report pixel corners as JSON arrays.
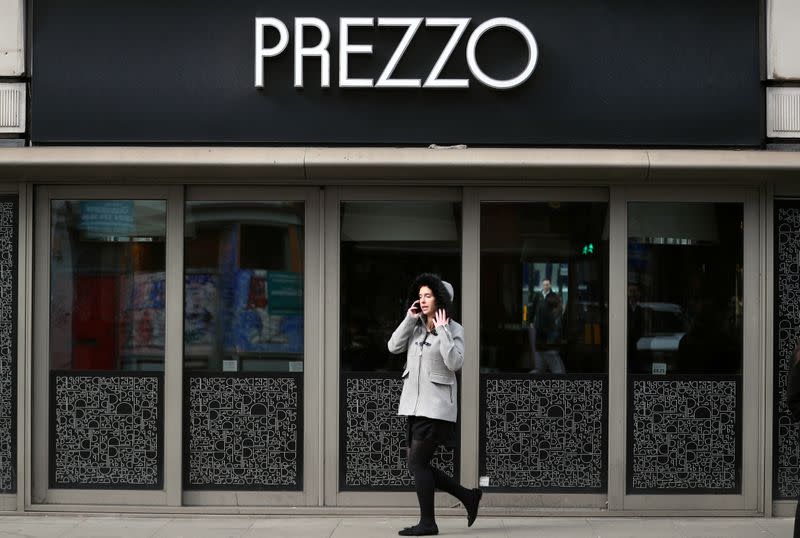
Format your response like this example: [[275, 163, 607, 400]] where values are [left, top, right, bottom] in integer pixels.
[[398, 522, 439, 536], [465, 488, 483, 527]]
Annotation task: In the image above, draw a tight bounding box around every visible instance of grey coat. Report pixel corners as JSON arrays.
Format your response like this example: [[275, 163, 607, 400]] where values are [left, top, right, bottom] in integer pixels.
[[387, 314, 464, 423]]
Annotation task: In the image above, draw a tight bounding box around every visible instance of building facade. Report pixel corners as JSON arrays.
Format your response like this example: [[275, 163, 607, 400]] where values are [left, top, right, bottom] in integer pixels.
[[1, 0, 800, 517]]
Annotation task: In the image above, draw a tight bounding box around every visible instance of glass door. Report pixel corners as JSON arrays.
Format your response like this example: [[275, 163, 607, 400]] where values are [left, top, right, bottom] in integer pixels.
[[33, 186, 171, 506], [180, 187, 320, 507], [621, 187, 760, 511], [475, 189, 609, 509], [324, 187, 463, 507]]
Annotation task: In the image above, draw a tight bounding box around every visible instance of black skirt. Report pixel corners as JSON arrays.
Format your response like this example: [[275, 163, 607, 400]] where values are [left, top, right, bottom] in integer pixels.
[[406, 415, 457, 449]]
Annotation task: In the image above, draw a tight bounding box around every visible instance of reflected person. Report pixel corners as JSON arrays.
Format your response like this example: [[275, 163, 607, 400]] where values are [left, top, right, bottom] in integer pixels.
[[528, 279, 565, 373], [388, 273, 482, 536], [676, 296, 738, 374], [627, 283, 645, 373]]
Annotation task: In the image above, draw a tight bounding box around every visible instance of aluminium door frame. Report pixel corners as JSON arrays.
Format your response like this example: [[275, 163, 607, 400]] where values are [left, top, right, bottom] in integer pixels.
[[470, 187, 610, 510], [180, 185, 322, 508], [618, 185, 762, 513], [31, 185, 174, 507], [323, 186, 464, 507]]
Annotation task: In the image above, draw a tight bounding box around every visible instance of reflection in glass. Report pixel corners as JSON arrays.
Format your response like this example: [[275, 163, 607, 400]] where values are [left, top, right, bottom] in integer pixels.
[[50, 200, 167, 371], [340, 202, 461, 372], [627, 203, 743, 375], [184, 201, 304, 373], [480, 202, 609, 374]]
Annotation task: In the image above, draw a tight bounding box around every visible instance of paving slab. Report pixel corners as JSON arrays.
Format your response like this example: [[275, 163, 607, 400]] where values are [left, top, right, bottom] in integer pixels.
[[0, 516, 82, 538], [246, 518, 341, 538], [157, 518, 255, 529], [0, 517, 83, 527], [758, 517, 794, 537], [51, 516, 166, 538], [0, 525, 70, 538], [588, 517, 681, 537], [151, 527, 249, 538], [672, 518, 776, 538], [503, 517, 596, 537]]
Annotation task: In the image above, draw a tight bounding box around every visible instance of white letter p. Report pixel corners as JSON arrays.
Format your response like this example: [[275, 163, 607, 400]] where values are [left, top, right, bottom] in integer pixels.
[[255, 17, 290, 88]]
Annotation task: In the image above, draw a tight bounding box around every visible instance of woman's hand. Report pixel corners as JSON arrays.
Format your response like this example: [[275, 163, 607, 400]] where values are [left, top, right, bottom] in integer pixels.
[[407, 300, 421, 319], [434, 309, 450, 328]]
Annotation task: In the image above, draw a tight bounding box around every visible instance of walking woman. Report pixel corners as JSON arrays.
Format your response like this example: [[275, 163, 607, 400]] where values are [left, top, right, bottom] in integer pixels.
[[388, 273, 482, 536]]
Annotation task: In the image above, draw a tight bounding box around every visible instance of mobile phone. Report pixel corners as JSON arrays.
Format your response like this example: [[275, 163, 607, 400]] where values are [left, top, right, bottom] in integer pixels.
[[411, 300, 421, 313]]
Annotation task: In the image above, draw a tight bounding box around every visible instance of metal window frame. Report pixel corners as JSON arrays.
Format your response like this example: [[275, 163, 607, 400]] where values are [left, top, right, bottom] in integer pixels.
[[180, 186, 322, 508], [324, 186, 466, 508], [31, 185, 172, 507], [618, 186, 762, 513], [469, 187, 611, 510]]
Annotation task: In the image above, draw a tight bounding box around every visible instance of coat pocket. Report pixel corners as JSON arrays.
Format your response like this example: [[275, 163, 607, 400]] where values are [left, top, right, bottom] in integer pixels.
[[429, 371, 454, 404]]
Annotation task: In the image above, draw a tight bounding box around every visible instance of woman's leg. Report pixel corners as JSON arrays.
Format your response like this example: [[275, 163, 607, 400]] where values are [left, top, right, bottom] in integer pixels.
[[429, 460, 470, 504], [407, 439, 438, 526], [427, 451, 482, 527], [406, 439, 482, 531]]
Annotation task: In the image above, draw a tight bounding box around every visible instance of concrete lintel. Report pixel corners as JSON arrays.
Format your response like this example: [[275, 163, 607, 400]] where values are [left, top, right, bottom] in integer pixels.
[[647, 150, 800, 182], [0, 147, 308, 182], [304, 147, 649, 182], [0, 147, 799, 183]]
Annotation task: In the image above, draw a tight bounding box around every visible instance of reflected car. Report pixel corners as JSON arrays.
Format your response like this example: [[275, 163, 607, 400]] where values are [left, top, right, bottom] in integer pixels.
[[635, 302, 688, 353]]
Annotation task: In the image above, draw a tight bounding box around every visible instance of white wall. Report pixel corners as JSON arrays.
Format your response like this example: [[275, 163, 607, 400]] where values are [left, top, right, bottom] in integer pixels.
[[0, 0, 24, 77], [769, 0, 800, 80]]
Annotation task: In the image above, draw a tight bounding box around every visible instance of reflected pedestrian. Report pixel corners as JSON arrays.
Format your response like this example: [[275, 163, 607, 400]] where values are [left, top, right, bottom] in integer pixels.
[[528, 278, 565, 373], [388, 273, 482, 536], [627, 282, 645, 373]]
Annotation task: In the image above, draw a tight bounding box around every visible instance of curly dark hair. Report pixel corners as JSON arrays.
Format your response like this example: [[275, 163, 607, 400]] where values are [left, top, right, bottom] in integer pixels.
[[406, 272, 453, 317]]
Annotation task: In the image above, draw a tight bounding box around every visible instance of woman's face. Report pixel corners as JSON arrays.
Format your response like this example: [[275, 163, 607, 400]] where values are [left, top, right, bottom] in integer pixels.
[[418, 285, 437, 317]]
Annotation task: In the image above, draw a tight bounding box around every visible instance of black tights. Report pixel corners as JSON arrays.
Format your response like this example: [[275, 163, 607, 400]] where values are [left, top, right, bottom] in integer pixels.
[[407, 439, 470, 525]]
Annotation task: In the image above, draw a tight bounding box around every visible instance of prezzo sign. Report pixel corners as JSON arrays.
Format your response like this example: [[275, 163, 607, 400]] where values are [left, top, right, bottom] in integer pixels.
[[255, 17, 538, 90]]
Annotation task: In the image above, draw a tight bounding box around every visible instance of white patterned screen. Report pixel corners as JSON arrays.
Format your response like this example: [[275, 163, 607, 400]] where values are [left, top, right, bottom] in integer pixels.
[[342, 375, 457, 490], [51, 374, 162, 488], [480, 375, 607, 491], [629, 377, 739, 493], [185, 374, 302, 489], [0, 197, 16, 493], [775, 203, 800, 499]]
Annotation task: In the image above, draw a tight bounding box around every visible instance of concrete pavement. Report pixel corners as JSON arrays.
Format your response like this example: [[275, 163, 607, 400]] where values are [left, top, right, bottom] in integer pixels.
[[0, 515, 794, 538]]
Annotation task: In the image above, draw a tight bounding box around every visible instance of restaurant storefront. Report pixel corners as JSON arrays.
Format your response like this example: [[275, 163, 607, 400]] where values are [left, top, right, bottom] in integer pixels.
[[3, 0, 800, 519]]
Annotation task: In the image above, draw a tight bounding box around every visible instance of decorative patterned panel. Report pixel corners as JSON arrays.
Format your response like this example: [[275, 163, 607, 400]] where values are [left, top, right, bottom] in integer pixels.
[[479, 374, 607, 492], [0, 196, 16, 493], [184, 374, 303, 490], [341, 374, 458, 490], [50, 372, 163, 489], [775, 201, 800, 499], [628, 376, 741, 494]]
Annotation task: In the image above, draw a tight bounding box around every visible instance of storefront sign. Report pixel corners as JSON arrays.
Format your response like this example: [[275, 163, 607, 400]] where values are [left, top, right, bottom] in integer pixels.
[[31, 0, 762, 146], [78, 201, 134, 235], [255, 17, 537, 90], [267, 271, 303, 315]]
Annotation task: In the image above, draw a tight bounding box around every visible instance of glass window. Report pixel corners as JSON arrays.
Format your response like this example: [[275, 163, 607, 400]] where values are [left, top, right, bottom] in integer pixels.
[[183, 201, 304, 373], [340, 201, 461, 372], [627, 202, 743, 375], [480, 202, 609, 374], [50, 200, 167, 371]]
